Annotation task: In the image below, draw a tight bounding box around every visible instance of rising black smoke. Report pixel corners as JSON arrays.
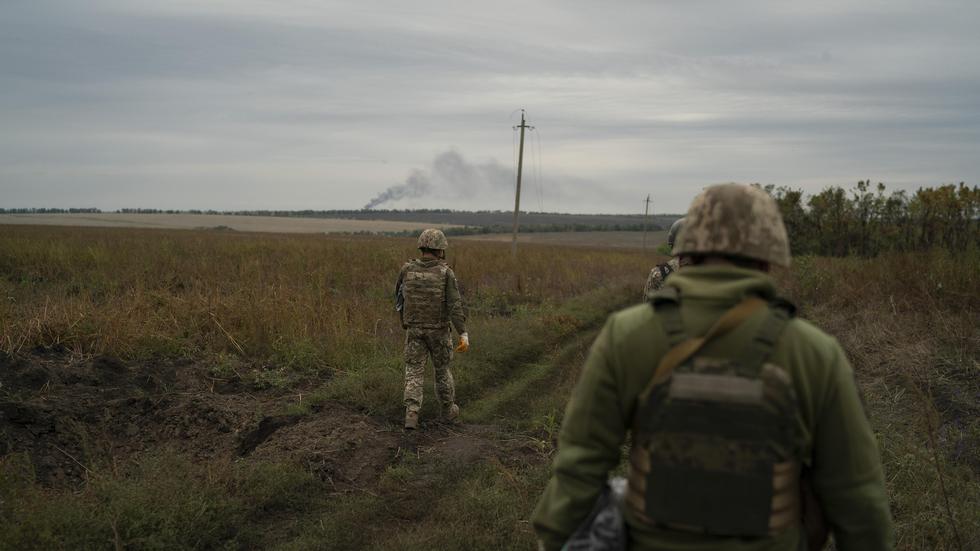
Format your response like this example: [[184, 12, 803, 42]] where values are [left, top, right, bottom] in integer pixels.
[[363, 150, 512, 209]]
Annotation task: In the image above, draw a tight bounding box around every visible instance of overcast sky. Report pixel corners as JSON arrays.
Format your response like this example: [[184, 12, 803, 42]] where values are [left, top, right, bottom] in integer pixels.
[[2, 1, 978, 214]]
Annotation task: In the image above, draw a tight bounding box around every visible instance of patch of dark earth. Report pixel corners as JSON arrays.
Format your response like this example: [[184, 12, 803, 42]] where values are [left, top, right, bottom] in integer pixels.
[[0, 351, 548, 493]]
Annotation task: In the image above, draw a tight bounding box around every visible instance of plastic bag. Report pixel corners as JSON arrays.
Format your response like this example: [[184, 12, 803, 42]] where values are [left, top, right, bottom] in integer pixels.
[[562, 477, 627, 551]]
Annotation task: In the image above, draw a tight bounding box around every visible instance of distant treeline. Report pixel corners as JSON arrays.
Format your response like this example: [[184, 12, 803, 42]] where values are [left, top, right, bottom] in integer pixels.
[[186, 209, 677, 229], [765, 181, 979, 256], [0, 208, 102, 214], [0, 206, 679, 231]]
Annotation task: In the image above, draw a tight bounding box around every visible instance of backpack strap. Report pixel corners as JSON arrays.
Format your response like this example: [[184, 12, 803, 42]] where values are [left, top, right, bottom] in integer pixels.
[[649, 287, 686, 348], [640, 295, 768, 401], [736, 298, 796, 375]]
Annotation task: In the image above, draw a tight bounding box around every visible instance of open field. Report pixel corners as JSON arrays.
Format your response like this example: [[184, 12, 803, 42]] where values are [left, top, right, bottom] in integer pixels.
[[459, 230, 668, 249], [0, 225, 977, 550], [0, 213, 461, 234], [335, 210, 677, 227], [76, 210, 678, 229]]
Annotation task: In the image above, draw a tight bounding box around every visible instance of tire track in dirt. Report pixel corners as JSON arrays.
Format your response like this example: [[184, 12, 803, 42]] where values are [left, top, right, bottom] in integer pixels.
[[462, 328, 597, 428], [326, 322, 606, 550]]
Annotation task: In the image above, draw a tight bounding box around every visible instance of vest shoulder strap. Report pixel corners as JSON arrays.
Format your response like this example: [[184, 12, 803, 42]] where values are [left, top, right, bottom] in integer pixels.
[[640, 295, 768, 401], [735, 298, 795, 373], [649, 287, 685, 348]]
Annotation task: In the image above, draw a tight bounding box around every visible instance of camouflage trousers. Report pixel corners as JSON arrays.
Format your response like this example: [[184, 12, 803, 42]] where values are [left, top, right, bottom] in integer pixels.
[[403, 327, 455, 414]]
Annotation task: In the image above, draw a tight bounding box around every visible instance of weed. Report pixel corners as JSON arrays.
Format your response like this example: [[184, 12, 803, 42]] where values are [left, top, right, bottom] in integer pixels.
[[249, 365, 292, 390], [206, 352, 243, 380], [0, 452, 328, 550], [379, 464, 413, 489]]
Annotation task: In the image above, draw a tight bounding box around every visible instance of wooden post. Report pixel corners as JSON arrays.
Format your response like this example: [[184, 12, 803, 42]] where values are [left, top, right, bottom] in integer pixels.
[[511, 110, 529, 257]]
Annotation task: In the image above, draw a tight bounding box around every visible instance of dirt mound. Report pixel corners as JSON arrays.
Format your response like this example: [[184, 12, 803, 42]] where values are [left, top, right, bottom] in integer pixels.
[[0, 353, 257, 486], [1, 351, 523, 497], [416, 423, 507, 464], [244, 407, 402, 490], [0, 353, 400, 490]]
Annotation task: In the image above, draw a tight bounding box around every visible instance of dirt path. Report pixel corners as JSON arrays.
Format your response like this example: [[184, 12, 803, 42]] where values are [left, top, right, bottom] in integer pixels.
[[0, 341, 571, 493], [0, 313, 603, 549]]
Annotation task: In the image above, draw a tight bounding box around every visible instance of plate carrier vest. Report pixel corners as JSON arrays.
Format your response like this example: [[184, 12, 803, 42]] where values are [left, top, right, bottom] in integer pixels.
[[627, 288, 804, 537], [401, 261, 450, 329]]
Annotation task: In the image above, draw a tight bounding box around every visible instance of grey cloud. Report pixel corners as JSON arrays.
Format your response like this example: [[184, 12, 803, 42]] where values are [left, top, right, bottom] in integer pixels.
[[1, 1, 978, 214]]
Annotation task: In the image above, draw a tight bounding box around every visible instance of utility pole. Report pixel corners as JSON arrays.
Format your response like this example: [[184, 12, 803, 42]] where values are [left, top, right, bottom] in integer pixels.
[[511, 110, 532, 257], [642, 194, 651, 253]]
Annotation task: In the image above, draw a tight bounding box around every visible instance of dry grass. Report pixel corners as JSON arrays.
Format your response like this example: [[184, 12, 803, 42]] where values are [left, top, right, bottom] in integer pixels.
[[0, 224, 645, 550], [458, 230, 668, 250], [0, 225, 652, 369], [1, 224, 976, 549], [778, 250, 980, 550]]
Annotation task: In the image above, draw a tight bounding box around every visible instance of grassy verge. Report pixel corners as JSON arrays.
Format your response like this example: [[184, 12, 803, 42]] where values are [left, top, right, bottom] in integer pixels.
[[0, 451, 332, 550], [780, 249, 979, 549]]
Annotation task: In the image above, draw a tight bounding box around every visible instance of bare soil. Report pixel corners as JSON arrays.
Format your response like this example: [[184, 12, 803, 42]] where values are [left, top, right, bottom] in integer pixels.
[[0, 351, 525, 494]]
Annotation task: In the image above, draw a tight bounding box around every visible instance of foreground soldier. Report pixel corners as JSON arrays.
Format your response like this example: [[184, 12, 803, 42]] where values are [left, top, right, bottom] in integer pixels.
[[643, 217, 688, 296], [532, 184, 894, 550], [395, 229, 469, 430]]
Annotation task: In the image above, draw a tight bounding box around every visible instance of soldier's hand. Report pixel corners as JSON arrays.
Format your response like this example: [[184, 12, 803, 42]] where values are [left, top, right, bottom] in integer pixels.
[[455, 333, 470, 353]]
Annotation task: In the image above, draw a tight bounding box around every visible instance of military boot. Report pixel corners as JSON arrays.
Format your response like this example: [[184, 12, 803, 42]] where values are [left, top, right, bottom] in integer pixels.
[[404, 410, 419, 430], [446, 403, 461, 423]]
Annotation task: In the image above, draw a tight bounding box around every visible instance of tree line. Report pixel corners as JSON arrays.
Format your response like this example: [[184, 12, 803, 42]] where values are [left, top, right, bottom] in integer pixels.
[[4, 182, 976, 257], [0, 208, 102, 214], [763, 181, 978, 257]]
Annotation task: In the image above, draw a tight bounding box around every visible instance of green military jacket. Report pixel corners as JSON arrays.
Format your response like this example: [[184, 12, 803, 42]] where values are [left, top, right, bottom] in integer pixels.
[[532, 266, 894, 551]]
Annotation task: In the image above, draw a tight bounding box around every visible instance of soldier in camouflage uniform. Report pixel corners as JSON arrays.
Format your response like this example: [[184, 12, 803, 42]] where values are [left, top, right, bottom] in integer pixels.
[[395, 229, 469, 430], [533, 184, 894, 550], [643, 218, 688, 296]]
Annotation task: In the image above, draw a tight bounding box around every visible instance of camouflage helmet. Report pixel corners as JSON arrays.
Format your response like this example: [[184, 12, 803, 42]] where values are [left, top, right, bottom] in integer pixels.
[[672, 184, 791, 267], [666, 217, 685, 249], [417, 228, 448, 250]]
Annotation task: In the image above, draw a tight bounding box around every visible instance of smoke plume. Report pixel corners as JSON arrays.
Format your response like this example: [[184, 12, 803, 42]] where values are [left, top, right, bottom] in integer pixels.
[[364, 150, 512, 209], [363, 170, 431, 210]]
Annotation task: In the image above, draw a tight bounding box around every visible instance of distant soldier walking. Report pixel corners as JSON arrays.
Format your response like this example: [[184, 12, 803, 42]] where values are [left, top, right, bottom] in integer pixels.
[[395, 229, 469, 430], [643, 217, 688, 296], [533, 184, 894, 550]]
